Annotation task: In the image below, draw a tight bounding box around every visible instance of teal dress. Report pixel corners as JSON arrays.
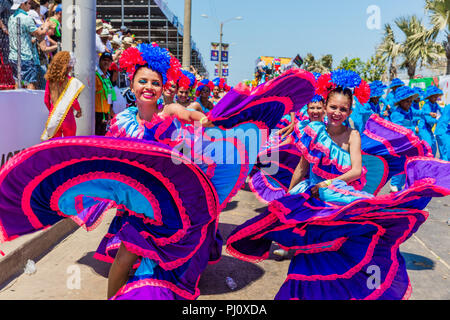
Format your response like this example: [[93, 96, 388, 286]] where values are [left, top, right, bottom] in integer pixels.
[[196, 98, 211, 114]]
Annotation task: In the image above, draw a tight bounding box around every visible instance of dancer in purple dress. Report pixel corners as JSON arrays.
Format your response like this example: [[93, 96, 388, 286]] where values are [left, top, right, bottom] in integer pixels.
[[0, 46, 317, 300], [226, 70, 449, 300]]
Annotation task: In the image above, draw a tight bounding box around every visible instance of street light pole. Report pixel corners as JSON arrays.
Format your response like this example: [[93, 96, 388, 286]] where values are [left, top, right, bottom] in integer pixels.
[[204, 16, 242, 78], [218, 22, 223, 77]]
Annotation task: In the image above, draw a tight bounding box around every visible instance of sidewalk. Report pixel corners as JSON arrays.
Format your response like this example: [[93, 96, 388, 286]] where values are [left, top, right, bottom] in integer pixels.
[[0, 219, 79, 286]]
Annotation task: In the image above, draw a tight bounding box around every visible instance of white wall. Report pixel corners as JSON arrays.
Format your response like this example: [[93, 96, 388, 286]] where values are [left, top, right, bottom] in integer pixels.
[[0, 90, 48, 169], [439, 75, 450, 106]]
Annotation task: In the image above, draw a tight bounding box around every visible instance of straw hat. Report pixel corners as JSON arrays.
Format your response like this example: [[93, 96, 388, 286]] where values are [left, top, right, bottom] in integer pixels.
[[96, 19, 104, 31], [122, 37, 134, 45], [100, 28, 110, 38]]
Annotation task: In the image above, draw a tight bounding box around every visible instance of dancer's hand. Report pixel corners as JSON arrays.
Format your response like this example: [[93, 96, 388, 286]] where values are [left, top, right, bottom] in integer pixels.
[[75, 110, 82, 118], [429, 112, 437, 118], [278, 123, 294, 139], [311, 181, 329, 198]]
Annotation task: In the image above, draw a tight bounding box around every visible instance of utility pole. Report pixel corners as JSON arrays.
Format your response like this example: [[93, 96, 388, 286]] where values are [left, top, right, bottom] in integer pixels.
[[148, 0, 151, 42], [121, 0, 125, 29], [182, 0, 191, 70], [61, 0, 74, 52], [218, 22, 223, 78], [67, 0, 96, 136]]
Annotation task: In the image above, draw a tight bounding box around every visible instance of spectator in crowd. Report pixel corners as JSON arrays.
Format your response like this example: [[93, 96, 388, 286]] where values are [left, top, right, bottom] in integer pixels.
[[28, 0, 43, 27], [39, 0, 50, 20], [121, 36, 134, 50], [100, 27, 111, 52], [8, 0, 52, 90], [0, 0, 12, 62], [95, 19, 107, 55], [37, 17, 58, 66], [47, 3, 61, 43], [95, 51, 116, 136], [118, 25, 127, 41]]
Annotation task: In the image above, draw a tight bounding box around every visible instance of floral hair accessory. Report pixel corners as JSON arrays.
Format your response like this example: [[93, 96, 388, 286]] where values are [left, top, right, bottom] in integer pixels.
[[179, 70, 197, 89], [316, 69, 371, 105], [195, 79, 215, 97], [118, 43, 174, 85]]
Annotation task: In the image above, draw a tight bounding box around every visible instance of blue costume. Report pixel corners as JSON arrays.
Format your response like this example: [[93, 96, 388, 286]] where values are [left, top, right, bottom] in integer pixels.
[[419, 86, 444, 157], [389, 86, 433, 191], [435, 104, 450, 161], [410, 87, 424, 128], [383, 78, 405, 120], [351, 81, 388, 134]]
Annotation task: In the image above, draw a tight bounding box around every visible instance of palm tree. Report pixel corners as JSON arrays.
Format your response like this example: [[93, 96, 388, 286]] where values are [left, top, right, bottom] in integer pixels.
[[395, 15, 444, 79], [423, 0, 450, 74], [303, 53, 333, 73], [377, 24, 402, 81]]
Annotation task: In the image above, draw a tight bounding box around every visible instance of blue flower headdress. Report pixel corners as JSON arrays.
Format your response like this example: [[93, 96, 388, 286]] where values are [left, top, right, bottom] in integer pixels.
[[119, 43, 173, 85], [316, 69, 371, 104]]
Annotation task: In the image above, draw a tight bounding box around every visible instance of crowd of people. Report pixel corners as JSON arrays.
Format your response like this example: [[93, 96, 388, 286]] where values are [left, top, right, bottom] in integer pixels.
[[0, 2, 449, 302], [0, 0, 64, 90]]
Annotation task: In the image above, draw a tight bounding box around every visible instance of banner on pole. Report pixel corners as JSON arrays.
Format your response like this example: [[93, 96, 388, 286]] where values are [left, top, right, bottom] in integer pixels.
[[211, 42, 220, 61], [211, 50, 219, 61], [223, 64, 229, 77], [214, 64, 219, 76], [221, 51, 229, 62]]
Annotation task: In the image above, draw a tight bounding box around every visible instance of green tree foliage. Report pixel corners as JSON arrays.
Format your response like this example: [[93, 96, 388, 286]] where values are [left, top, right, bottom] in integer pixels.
[[303, 53, 334, 73]]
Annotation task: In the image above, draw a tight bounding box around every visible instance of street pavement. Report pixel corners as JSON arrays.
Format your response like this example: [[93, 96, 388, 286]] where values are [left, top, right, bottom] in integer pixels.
[[0, 183, 448, 300]]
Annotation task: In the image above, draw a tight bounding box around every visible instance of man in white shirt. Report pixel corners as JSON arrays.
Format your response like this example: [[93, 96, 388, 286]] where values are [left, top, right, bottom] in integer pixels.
[[95, 19, 107, 55], [28, 0, 43, 27]]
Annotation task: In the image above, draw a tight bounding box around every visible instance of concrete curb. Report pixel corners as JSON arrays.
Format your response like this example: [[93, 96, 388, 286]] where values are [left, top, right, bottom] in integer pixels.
[[0, 219, 79, 286]]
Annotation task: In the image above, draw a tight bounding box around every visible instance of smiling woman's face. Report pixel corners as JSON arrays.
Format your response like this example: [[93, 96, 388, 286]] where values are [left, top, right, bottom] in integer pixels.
[[326, 93, 352, 126], [307, 101, 325, 122], [164, 80, 178, 98], [131, 67, 163, 105]]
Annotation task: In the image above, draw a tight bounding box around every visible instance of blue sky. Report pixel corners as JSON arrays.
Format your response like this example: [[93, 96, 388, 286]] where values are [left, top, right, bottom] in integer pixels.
[[167, 0, 446, 86]]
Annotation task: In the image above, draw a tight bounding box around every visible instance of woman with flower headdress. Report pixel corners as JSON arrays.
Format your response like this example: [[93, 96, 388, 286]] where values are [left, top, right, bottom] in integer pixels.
[[161, 55, 182, 106], [189, 79, 215, 114], [175, 69, 196, 108], [0, 43, 319, 300], [211, 78, 224, 106], [41, 51, 84, 141], [226, 69, 449, 300]]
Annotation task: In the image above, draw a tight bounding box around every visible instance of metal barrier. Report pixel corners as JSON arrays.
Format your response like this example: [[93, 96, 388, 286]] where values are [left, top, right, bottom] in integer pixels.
[[0, 4, 51, 90], [0, 1, 14, 90]]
